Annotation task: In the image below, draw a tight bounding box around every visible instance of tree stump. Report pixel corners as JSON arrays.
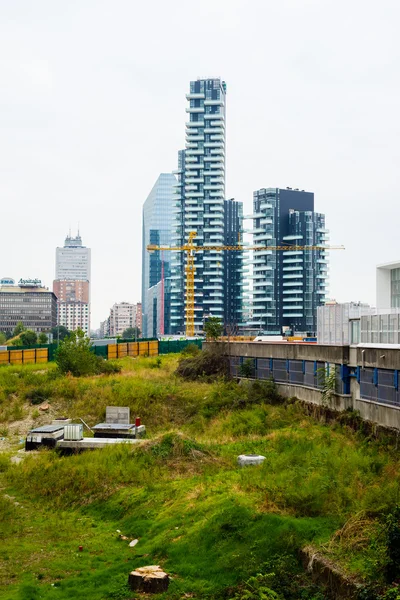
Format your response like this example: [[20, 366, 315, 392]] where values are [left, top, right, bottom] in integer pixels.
[[128, 565, 169, 594]]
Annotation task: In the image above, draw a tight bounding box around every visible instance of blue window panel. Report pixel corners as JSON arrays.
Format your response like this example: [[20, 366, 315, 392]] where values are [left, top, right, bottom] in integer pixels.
[[377, 384, 398, 406], [360, 368, 377, 401], [375, 369, 400, 407], [273, 359, 288, 383], [289, 360, 303, 373], [316, 362, 326, 389], [257, 368, 272, 380], [289, 360, 304, 385], [257, 358, 270, 369], [304, 361, 317, 388], [229, 356, 240, 377]]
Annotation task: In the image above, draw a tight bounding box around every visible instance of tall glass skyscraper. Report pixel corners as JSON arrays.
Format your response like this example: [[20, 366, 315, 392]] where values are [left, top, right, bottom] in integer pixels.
[[141, 173, 176, 335], [170, 78, 243, 334], [224, 198, 245, 331], [249, 188, 328, 335]]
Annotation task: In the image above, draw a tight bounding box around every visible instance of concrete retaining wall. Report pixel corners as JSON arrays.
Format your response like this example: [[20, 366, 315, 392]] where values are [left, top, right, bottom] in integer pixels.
[[216, 342, 350, 364], [205, 341, 400, 431], [276, 383, 353, 412], [276, 382, 400, 431]]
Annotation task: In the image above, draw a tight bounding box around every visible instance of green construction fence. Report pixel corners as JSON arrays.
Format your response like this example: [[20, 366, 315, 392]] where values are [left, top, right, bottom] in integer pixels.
[[158, 339, 203, 354]]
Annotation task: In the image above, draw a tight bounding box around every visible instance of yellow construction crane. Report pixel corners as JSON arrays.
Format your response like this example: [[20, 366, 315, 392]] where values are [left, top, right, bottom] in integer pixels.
[[147, 232, 344, 337]]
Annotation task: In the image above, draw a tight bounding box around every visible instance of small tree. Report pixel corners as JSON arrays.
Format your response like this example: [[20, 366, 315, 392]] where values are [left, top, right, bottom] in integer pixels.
[[122, 326, 141, 339], [38, 332, 48, 344], [238, 358, 255, 379], [51, 325, 70, 342], [0, 332, 6, 345], [317, 366, 337, 406], [20, 330, 38, 346], [204, 317, 223, 341], [13, 321, 25, 337], [55, 329, 99, 376]]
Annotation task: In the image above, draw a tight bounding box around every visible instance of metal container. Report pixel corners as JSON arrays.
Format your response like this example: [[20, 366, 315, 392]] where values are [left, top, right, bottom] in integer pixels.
[[25, 425, 65, 451], [63, 424, 83, 441]]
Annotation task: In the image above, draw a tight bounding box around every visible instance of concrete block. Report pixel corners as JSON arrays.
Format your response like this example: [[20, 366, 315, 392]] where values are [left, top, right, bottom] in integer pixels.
[[237, 454, 266, 467], [106, 406, 130, 424]]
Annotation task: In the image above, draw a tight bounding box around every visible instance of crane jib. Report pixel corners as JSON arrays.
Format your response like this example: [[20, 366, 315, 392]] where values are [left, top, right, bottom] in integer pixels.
[[145, 236, 344, 337]]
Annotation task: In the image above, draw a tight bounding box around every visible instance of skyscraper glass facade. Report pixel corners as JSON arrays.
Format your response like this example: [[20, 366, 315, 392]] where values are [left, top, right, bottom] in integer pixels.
[[142, 173, 176, 334], [224, 199, 245, 330], [249, 188, 328, 334]]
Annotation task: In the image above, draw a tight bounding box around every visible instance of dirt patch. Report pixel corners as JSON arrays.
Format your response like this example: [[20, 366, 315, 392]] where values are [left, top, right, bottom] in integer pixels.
[[0, 401, 61, 452]]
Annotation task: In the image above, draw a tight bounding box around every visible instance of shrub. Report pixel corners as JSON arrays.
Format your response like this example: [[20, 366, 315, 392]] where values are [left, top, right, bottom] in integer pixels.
[[239, 359, 255, 378], [96, 357, 122, 375], [55, 329, 99, 377], [149, 432, 207, 459], [176, 346, 229, 380], [181, 343, 201, 356], [230, 574, 282, 599], [27, 386, 52, 405], [147, 357, 162, 369], [20, 330, 38, 346], [245, 379, 282, 406], [386, 506, 400, 583]]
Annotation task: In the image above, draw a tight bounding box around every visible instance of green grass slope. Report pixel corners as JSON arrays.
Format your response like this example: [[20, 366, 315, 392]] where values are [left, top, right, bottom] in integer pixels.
[[0, 356, 399, 599]]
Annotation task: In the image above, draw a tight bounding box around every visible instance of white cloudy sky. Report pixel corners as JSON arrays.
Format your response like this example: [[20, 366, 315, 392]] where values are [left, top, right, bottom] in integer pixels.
[[1, 0, 399, 328]]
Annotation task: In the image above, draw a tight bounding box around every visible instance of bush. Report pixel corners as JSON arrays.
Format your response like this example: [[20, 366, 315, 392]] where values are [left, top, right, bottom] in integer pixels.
[[176, 346, 229, 380], [38, 333, 48, 344], [230, 574, 282, 599], [181, 343, 201, 356], [245, 379, 282, 406], [20, 330, 38, 346], [27, 386, 53, 405], [55, 329, 99, 377], [239, 359, 255, 378], [386, 506, 400, 583], [146, 357, 162, 369], [96, 357, 122, 375]]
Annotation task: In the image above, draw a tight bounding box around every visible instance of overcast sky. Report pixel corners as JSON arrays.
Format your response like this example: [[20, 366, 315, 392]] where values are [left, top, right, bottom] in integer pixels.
[[1, 0, 399, 328]]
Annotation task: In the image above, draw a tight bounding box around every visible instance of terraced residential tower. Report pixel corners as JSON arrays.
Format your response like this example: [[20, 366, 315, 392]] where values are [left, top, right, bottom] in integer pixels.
[[170, 78, 242, 334]]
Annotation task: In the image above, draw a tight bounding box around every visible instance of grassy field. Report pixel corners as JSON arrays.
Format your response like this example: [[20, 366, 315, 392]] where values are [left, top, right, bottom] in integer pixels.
[[1, 355, 400, 599]]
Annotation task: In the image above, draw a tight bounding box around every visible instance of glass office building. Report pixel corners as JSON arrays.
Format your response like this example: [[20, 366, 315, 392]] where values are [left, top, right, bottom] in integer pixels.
[[141, 173, 176, 335], [170, 78, 244, 334], [249, 188, 328, 335], [0, 283, 58, 334]]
